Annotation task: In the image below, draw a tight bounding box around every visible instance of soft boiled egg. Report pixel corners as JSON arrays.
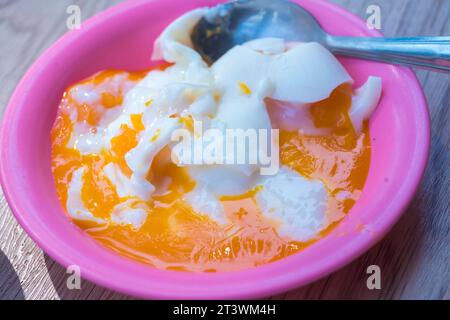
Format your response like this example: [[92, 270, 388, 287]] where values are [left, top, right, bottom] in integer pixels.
[[51, 8, 382, 271]]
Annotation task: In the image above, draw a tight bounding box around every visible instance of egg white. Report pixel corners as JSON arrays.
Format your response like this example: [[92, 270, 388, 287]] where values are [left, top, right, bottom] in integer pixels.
[[64, 9, 382, 241]]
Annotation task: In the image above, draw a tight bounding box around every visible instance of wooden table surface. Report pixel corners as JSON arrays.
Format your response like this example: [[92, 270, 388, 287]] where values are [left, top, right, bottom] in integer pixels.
[[0, 0, 448, 300]]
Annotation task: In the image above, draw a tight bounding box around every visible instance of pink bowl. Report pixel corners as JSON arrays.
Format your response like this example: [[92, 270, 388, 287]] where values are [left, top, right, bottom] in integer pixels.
[[0, 0, 429, 299]]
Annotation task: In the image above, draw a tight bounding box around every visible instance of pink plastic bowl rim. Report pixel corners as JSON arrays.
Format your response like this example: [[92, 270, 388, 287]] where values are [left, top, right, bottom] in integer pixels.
[[0, 0, 430, 299]]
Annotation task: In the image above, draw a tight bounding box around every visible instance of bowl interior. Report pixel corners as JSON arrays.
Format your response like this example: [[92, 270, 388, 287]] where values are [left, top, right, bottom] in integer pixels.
[[0, 0, 429, 299]]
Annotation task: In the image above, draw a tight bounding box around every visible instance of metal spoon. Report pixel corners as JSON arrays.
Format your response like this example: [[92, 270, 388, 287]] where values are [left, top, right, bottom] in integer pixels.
[[191, 0, 450, 72]]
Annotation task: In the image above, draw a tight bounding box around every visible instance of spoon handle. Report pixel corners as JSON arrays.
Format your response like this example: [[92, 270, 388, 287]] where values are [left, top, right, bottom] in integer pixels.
[[326, 36, 450, 73]]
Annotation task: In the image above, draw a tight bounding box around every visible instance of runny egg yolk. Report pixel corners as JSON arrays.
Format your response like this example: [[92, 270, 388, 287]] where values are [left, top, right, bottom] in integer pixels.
[[51, 69, 371, 272]]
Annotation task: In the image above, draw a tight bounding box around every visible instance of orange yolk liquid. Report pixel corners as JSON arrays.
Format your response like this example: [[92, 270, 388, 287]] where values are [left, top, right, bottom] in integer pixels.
[[51, 69, 371, 272]]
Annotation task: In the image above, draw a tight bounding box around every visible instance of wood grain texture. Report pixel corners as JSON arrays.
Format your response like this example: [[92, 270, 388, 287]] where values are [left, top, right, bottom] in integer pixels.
[[0, 0, 448, 300]]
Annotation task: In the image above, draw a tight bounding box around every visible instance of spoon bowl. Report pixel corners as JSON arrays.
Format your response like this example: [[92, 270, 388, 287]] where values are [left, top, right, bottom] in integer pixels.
[[191, 0, 326, 63]]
